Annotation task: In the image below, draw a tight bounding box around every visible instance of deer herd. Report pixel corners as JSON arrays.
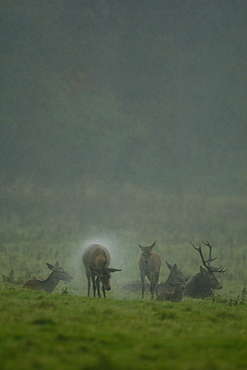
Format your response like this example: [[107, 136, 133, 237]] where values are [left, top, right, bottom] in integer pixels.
[[23, 240, 226, 302]]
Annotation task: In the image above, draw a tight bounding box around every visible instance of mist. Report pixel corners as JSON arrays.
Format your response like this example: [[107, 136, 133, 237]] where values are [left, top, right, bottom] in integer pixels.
[[0, 1, 246, 285]]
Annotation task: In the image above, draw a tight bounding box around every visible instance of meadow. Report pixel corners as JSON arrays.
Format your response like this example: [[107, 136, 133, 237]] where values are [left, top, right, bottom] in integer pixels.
[[0, 282, 247, 370], [0, 180, 247, 369]]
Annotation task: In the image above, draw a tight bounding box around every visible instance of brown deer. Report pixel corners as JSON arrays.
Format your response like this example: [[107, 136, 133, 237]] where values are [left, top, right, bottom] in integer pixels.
[[82, 244, 121, 298], [185, 240, 226, 298], [23, 261, 73, 293], [156, 280, 187, 302], [138, 241, 161, 299], [157, 261, 187, 294]]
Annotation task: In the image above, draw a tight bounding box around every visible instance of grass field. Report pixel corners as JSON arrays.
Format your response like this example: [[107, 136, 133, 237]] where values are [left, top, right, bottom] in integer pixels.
[[0, 181, 247, 369], [0, 282, 247, 370]]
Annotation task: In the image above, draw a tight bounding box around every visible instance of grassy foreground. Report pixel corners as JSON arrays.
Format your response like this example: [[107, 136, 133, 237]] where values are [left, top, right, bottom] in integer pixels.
[[0, 283, 246, 370]]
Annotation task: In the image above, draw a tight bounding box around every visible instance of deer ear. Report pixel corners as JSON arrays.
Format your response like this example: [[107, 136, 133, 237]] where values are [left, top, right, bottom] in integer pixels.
[[47, 263, 55, 270], [200, 266, 206, 274], [165, 261, 172, 270], [55, 261, 59, 268], [139, 244, 143, 249], [150, 241, 156, 248], [108, 268, 122, 273]]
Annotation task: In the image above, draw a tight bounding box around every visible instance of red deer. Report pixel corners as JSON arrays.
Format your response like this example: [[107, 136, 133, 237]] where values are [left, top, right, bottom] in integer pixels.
[[82, 244, 121, 298], [157, 261, 187, 295], [23, 261, 73, 293], [156, 280, 187, 302], [185, 240, 226, 298], [138, 241, 161, 299]]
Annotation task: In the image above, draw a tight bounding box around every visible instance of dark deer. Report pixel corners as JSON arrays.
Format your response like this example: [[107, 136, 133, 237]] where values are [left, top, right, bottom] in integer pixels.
[[82, 244, 121, 298], [138, 241, 161, 299], [185, 240, 226, 298], [157, 261, 187, 294], [156, 280, 187, 302], [156, 261, 188, 301], [23, 261, 73, 293]]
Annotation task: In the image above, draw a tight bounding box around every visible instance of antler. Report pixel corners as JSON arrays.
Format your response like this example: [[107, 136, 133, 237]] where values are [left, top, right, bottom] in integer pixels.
[[201, 240, 226, 273], [190, 240, 226, 273]]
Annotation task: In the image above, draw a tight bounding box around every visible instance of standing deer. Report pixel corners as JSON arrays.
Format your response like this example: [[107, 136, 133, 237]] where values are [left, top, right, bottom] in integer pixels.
[[156, 280, 187, 302], [138, 241, 161, 299], [185, 240, 226, 298], [23, 261, 73, 293], [82, 244, 121, 298]]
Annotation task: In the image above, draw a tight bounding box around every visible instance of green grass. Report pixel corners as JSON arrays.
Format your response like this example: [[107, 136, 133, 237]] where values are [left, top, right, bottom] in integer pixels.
[[0, 283, 247, 370], [0, 180, 247, 369]]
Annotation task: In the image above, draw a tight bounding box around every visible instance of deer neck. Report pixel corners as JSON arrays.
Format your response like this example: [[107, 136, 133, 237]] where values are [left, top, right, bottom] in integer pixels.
[[43, 272, 60, 293]]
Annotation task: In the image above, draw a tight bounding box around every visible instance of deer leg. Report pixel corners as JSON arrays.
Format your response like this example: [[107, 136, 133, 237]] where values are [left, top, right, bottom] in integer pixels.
[[154, 274, 159, 298], [102, 284, 106, 298], [86, 272, 91, 297], [140, 274, 145, 299], [96, 276, 101, 298], [150, 280, 154, 300], [91, 274, 97, 297]]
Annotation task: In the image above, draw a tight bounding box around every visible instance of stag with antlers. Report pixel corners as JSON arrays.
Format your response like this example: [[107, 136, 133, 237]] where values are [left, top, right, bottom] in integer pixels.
[[185, 240, 226, 298]]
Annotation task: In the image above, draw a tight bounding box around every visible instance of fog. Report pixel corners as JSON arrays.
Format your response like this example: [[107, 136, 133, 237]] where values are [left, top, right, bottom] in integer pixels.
[[0, 1, 246, 277]]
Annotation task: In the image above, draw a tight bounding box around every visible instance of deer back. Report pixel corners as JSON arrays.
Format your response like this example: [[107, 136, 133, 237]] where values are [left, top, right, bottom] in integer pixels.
[[83, 244, 111, 271]]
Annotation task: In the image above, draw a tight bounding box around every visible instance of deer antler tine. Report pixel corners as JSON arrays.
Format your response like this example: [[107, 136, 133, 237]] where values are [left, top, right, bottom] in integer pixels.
[[212, 266, 227, 273], [201, 240, 217, 265], [190, 240, 200, 252], [190, 241, 211, 270], [201, 240, 226, 273], [202, 240, 212, 247], [190, 240, 196, 248]]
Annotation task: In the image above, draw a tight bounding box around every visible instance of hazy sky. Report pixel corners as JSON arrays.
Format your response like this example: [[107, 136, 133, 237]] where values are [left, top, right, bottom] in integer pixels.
[[1, 0, 246, 194]]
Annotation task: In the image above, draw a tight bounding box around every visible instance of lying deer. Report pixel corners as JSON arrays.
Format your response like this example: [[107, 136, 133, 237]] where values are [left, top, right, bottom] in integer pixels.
[[156, 281, 187, 302], [185, 240, 226, 298], [138, 241, 161, 300], [23, 261, 73, 293], [157, 261, 187, 295], [82, 244, 121, 298]]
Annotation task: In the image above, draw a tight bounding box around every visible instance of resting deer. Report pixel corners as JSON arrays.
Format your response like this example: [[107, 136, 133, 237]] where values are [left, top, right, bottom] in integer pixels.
[[157, 261, 187, 295], [82, 244, 121, 298], [23, 261, 73, 293], [185, 240, 226, 298], [156, 261, 188, 301], [156, 281, 187, 302], [138, 241, 161, 300]]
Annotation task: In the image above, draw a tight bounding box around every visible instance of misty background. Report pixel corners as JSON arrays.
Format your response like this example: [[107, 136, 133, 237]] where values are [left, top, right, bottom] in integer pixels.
[[0, 0, 246, 286]]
